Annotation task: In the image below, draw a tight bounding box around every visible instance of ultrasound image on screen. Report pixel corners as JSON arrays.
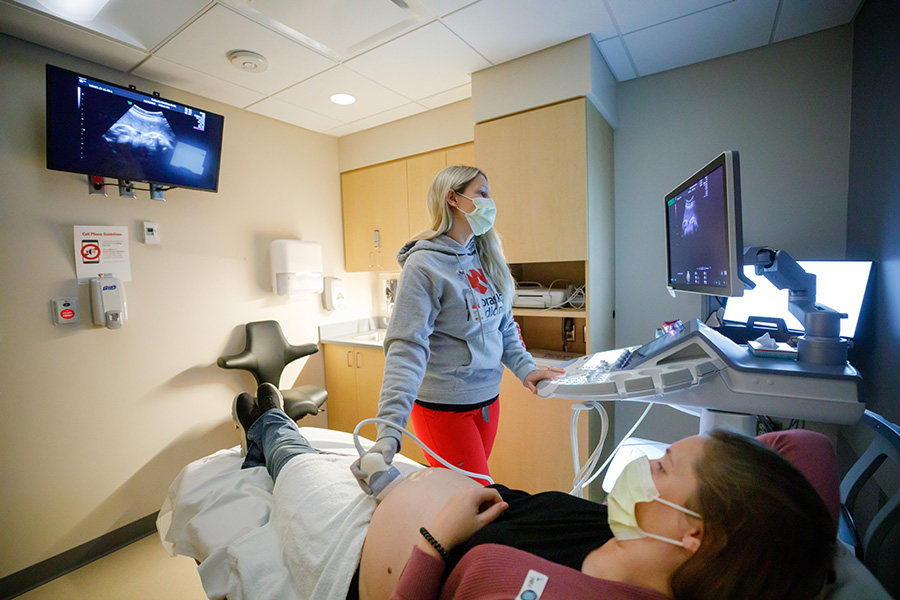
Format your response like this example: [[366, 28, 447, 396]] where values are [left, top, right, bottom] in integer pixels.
[[46, 65, 224, 191], [100, 105, 178, 180], [666, 164, 729, 289]]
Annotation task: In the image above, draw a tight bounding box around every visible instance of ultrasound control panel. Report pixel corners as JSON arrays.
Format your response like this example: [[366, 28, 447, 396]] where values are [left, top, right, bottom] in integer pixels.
[[536, 319, 864, 425]]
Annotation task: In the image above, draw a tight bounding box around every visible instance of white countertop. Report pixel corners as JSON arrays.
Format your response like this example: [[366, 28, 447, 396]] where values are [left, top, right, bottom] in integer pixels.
[[319, 317, 388, 349]]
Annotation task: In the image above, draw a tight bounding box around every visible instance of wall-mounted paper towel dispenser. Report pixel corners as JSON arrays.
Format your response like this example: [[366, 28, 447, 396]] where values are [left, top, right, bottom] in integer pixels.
[[270, 240, 323, 295]]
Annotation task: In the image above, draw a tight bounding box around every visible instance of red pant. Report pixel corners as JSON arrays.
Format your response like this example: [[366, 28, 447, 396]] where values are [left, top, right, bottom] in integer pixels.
[[409, 400, 500, 485]]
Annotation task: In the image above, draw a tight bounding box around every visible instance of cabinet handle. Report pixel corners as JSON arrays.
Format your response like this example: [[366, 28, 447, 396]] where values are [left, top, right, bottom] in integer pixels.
[[374, 229, 380, 250], [356, 351, 362, 369], [369, 252, 374, 268], [346, 350, 352, 367]]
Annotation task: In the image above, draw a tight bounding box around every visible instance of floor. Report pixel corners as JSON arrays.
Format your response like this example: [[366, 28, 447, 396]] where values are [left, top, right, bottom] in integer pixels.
[[17, 534, 207, 600]]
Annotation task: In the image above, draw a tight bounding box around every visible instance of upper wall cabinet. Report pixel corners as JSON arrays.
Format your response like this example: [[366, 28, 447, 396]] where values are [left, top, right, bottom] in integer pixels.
[[406, 143, 476, 236], [342, 160, 409, 272], [342, 143, 474, 272], [475, 98, 615, 355], [475, 99, 590, 263]]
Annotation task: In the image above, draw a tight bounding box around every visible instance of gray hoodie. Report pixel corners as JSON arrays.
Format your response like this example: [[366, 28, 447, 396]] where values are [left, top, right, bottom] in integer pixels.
[[376, 234, 538, 447]]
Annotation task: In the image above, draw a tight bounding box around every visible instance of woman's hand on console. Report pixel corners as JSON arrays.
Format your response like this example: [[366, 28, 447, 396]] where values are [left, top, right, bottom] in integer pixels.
[[524, 367, 566, 394]]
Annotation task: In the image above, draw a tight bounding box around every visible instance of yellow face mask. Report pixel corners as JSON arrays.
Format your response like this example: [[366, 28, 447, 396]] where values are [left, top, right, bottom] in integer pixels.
[[607, 455, 702, 547], [457, 193, 497, 236]]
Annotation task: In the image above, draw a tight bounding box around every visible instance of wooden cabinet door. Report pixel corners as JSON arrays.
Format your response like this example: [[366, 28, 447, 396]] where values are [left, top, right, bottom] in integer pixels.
[[341, 161, 409, 272], [445, 143, 475, 168], [323, 344, 360, 433], [487, 366, 589, 493], [406, 150, 446, 238], [353, 346, 386, 443], [475, 99, 588, 262]]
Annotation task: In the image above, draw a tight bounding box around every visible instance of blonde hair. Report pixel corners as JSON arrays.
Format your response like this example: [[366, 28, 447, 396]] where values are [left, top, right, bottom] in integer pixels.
[[411, 165, 516, 303]]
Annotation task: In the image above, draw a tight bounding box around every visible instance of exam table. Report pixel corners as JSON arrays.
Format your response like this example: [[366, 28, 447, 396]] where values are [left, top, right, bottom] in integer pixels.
[[156, 412, 898, 600]]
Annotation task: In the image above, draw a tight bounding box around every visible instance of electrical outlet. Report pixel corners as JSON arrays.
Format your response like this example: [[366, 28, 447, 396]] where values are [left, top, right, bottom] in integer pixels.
[[563, 317, 576, 342]]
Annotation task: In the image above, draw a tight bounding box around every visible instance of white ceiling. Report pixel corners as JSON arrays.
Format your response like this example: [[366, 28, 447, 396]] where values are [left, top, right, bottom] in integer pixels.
[[0, 0, 863, 137]]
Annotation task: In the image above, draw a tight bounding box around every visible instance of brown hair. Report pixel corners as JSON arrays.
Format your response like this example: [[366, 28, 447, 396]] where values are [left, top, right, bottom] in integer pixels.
[[671, 429, 835, 600]]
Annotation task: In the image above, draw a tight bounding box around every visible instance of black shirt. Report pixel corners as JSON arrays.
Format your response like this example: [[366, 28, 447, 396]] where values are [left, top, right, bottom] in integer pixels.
[[447, 484, 614, 573]]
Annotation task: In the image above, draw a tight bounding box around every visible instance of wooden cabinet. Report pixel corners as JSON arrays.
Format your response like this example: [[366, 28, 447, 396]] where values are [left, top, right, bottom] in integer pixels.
[[407, 143, 476, 235], [341, 143, 475, 272], [323, 343, 427, 464], [406, 150, 446, 236], [475, 99, 589, 263], [341, 160, 409, 272], [476, 98, 616, 498], [475, 97, 615, 355], [489, 365, 589, 493]]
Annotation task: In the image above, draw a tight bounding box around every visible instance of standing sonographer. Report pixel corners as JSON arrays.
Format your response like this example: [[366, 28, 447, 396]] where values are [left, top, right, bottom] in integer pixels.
[[351, 165, 564, 491]]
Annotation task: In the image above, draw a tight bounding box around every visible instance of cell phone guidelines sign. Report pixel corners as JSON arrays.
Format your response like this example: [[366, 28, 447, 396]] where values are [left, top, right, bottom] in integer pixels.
[[74, 225, 132, 283]]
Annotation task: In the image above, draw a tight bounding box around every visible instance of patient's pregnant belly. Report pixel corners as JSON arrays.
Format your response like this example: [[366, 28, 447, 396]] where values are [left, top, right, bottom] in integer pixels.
[[359, 468, 481, 600]]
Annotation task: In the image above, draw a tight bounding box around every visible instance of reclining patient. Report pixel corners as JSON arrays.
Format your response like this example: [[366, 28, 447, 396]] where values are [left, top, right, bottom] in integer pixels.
[[235, 383, 836, 600]]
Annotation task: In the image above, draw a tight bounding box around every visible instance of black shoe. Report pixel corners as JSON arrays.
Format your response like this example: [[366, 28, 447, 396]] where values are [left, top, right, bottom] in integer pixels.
[[232, 392, 259, 456], [257, 382, 285, 415]]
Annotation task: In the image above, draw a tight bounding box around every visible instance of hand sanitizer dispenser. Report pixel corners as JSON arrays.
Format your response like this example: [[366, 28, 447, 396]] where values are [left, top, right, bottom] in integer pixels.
[[90, 276, 127, 329], [270, 240, 323, 295]]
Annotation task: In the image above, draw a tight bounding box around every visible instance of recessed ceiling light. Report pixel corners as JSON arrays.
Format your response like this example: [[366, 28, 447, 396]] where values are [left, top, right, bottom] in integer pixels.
[[330, 93, 357, 105], [229, 51, 269, 73], [36, 0, 111, 21]]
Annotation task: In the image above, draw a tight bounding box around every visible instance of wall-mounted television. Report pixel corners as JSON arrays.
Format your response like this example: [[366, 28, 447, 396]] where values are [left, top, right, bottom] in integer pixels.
[[45, 64, 225, 192]]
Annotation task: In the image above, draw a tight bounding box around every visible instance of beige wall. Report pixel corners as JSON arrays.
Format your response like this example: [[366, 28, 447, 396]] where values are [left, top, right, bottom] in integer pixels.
[[0, 34, 383, 576]]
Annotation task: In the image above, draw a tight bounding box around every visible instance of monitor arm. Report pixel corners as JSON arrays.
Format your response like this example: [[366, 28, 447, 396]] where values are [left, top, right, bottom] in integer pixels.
[[743, 246, 849, 365]]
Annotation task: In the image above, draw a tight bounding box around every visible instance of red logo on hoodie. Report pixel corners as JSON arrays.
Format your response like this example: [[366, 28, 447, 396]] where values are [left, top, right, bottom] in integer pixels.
[[466, 269, 489, 294]]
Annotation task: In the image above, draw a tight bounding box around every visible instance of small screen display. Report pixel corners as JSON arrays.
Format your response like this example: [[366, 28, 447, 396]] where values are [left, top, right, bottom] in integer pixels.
[[46, 64, 224, 192], [666, 163, 729, 290]]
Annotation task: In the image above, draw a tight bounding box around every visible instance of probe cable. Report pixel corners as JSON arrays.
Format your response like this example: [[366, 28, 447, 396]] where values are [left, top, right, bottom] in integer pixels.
[[353, 417, 494, 485]]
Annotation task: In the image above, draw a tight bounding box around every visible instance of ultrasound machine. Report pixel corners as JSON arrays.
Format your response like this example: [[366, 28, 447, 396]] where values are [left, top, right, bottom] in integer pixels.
[[536, 151, 867, 438]]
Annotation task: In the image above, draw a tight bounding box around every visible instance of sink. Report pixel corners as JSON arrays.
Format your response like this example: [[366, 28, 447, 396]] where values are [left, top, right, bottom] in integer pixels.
[[353, 330, 386, 342]]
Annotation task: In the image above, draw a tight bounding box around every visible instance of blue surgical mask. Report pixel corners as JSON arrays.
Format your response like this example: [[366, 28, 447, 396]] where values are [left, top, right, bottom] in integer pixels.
[[457, 193, 497, 236], [607, 454, 702, 547]]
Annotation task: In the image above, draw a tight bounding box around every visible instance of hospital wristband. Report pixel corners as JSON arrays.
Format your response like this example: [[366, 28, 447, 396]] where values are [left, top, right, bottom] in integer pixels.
[[419, 527, 450, 561]]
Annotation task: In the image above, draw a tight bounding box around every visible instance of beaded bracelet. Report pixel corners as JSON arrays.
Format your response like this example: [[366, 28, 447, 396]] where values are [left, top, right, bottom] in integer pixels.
[[419, 526, 450, 561]]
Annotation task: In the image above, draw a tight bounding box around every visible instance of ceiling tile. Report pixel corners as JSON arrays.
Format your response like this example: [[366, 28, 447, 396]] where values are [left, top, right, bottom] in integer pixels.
[[596, 37, 636, 82], [246, 97, 344, 133], [97, 0, 209, 50], [344, 21, 489, 101], [132, 56, 266, 109], [773, 0, 862, 43], [275, 66, 411, 123], [324, 123, 363, 137], [237, 0, 412, 58], [623, 0, 779, 77], [351, 102, 427, 130], [418, 83, 471, 109], [604, 0, 734, 36], [442, 0, 617, 65], [0, 1, 148, 71], [154, 4, 336, 96], [415, 0, 479, 18]]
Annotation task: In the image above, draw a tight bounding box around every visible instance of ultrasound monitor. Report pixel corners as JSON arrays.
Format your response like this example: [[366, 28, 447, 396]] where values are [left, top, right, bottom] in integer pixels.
[[665, 151, 751, 297], [722, 261, 872, 339], [45, 64, 225, 192]]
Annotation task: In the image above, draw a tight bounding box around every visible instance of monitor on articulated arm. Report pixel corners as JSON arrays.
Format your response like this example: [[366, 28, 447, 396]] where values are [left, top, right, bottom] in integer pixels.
[[664, 151, 755, 298]]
